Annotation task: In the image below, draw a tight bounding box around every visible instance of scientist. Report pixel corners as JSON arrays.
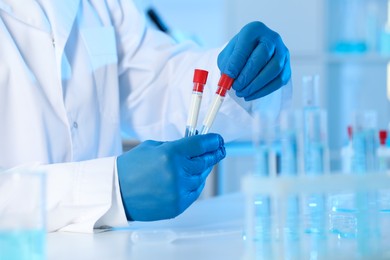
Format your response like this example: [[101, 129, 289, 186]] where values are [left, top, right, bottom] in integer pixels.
[[0, 0, 291, 232]]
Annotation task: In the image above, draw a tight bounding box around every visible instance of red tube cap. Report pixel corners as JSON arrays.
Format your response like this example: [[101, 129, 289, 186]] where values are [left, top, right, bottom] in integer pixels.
[[193, 69, 209, 84], [218, 74, 234, 90], [347, 126, 353, 140], [379, 130, 388, 145]]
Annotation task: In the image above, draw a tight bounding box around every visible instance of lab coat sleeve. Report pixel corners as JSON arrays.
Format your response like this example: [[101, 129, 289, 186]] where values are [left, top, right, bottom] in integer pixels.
[[32, 157, 128, 233], [110, 0, 291, 142]]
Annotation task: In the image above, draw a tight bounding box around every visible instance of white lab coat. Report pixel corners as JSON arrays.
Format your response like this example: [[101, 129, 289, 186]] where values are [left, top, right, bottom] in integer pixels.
[[0, 0, 291, 232]]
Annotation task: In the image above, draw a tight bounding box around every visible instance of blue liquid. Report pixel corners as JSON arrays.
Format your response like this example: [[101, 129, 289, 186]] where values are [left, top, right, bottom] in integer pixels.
[[303, 108, 325, 175], [254, 195, 271, 242], [332, 41, 367, 53], [254, 146, 269, 177], [304, 194, 326, 236], [253, 195, 274, 259], [284, 196, 300, 240], [330, 191, 380, 242], [329, 193, 357, 238], [352, 129, 377, 173], [0, 229, 46, 260], [279, 131, 298, 176]]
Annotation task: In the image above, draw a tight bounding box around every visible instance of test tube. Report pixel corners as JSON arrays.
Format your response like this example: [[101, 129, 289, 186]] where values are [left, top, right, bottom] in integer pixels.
[[200, 74, 234, 135], [279, 110, 300, 176], [351, 110, 378, 173], [185, 69, 209, 137]]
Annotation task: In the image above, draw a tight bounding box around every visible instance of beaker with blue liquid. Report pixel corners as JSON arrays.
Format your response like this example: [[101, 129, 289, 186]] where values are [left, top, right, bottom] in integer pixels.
[[0, 169, 46, 260]]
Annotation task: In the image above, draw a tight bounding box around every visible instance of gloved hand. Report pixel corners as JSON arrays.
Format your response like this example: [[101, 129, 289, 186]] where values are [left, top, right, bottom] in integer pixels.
[[117, 133, 226, 221], [218, 21, 291, 101]]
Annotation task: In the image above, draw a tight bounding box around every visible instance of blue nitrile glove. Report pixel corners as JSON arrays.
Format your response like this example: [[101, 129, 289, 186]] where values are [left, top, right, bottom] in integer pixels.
[[218, 21, 291, 101], [117, 133, 226, 221]]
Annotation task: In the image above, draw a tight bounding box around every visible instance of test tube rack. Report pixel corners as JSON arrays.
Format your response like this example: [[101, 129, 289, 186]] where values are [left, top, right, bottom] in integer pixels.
[[241, 172, 390, 260]]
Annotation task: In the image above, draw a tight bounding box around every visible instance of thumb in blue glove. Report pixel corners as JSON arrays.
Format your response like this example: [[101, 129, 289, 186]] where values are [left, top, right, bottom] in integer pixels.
[[218, 21, 291, 101], [117, 133, 226, 221]]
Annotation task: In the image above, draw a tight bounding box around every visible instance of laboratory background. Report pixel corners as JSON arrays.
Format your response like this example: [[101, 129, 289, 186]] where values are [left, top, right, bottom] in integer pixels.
[[3, 0, 390, 259], [132, 0, 390, 195]]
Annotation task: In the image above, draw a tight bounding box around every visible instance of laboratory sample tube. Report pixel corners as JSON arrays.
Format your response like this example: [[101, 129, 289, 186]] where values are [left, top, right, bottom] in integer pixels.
[[301, 75, 329, 238], [302, 108, 329, 236], [278, 110, 300, 246], [302, 75, 320, 108], [279, 110, 300, 176], [251, 111, 273, 245], [200, 74, 234, 135], [301, 75, 329, 175], [377, 130, 390, 212], [377, 130, 389, 172], [185, 69, 209, 137], [351, 110, 378, 173], [303, 108, 329, 175], [252, 111, 272, 177], [341, 126, 354, 173], [352, 113, 381, 252]]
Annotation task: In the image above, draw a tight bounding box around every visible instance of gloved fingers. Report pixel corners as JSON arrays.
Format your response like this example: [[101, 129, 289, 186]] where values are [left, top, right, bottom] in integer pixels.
[[218, 22, 280, 80], [217, 35, 237, 73], [233, 43, 275, 92], [176, 180, 207, 216], [218, 25, 261, 78], [185, 147, 226, 175], [174, 133, 225, 158], [235, 48, 289, 99], [183, 166, 213, 191], [186, 181, 206, 206], [243, 61, 291, 101]]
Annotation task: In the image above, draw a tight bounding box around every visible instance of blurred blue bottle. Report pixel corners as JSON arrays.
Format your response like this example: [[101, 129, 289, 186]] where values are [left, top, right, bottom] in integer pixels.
[[332, 0, 368, 53], [380, 0, 390, 55]]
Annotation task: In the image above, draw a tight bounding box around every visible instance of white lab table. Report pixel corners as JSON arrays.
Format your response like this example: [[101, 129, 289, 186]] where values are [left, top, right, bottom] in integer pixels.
[[47, 193, 247, 260]]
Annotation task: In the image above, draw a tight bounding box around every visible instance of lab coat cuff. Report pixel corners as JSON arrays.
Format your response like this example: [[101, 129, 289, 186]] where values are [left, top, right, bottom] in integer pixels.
[[94, 157, 129, 229], [57, 157, 126, 233]]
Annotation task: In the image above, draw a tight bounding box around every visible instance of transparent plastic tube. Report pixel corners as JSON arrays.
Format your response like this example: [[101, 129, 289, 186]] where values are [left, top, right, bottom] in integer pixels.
[[200, 74, 234, 135], [351, 111, 378, 173], [279, 110, 299, 177], [185, 69, 208, 137], [301, 76, 328, 237], [278, 110, 300, 242], [251, 112, 272, 243], [303, 108, 328, 175], [377, 130, 390, 212]]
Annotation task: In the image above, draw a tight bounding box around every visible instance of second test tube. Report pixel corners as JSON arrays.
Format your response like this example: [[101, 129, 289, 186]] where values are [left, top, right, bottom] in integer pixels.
[[185, 69, 209, 137]]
